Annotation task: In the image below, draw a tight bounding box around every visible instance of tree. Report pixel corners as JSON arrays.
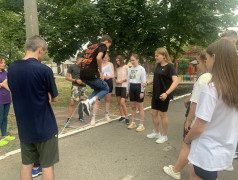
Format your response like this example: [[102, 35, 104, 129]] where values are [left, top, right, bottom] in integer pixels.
[[0, 0, 238, 64], [0, 0, 25, 65]]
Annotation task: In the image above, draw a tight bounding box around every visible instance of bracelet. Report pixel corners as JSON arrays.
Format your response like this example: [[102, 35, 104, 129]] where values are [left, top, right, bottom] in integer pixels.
[[165, 92, 168, 96], [74, 79, 77, 82], [184, 140, 191, 145]]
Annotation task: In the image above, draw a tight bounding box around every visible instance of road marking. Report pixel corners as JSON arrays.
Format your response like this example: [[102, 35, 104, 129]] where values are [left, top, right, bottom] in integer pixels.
[[123, 175, 134, 180], [0, 93, 191, 161]]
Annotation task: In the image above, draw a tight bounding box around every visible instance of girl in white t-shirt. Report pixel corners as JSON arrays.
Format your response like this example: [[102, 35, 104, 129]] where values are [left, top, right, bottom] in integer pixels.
[[127, 54, 146, 132], [184, 39, 238, 180], [163, 51, 212, 179]]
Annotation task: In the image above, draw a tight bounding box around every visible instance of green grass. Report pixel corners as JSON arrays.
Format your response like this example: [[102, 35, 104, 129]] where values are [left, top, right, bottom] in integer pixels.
[[52, 78, 71, 107]]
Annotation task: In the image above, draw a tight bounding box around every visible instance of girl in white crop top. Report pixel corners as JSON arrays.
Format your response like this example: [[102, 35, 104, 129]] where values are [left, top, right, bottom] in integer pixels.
[[91, 53, 115, 126]]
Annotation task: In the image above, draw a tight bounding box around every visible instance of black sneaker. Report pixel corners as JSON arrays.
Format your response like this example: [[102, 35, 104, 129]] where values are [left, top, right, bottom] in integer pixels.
[[118, 117, 125, 122], [125, 118, 129, 125]]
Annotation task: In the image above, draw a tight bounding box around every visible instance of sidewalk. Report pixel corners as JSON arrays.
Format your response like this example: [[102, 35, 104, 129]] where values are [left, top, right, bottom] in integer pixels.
[[0, 97, 237, 180]]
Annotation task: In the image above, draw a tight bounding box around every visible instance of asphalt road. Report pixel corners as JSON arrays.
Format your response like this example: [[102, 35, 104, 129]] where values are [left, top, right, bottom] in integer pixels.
[[0, 97, 237, 180]]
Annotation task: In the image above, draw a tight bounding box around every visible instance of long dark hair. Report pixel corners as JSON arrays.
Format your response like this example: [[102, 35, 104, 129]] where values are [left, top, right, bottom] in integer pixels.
[[115, 55, 124, 68]]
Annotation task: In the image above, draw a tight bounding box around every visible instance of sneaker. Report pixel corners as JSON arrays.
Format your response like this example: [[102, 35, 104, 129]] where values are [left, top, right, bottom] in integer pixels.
[[0, 139, 8, 146], [225, 165, 234, 171], [147, 131, 161, 139], [79, 119, 87, 123], [128, 122, 137, 129], [118, 117, 125, 122], [156, 136, 168, 144], [3, 135, 16, 141], [90, 119, 96, 126], [125, 118, 129, 125], [32, 166, 42, 178], [105, 116, 111, 122], [82, 99, 91, 116], [136, 124, 145, 132], [65, 119, 71, 128], [163, 165, 181, 179]]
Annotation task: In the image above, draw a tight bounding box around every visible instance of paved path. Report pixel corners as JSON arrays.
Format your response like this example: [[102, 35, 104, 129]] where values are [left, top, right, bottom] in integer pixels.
[[1, 97, 237, 180]]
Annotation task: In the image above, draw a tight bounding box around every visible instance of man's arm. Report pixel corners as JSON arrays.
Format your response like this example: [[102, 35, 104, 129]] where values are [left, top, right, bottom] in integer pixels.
[[96, 52, 103, 73], [65, 73, 76, 82], [96, 52, 104, 80]]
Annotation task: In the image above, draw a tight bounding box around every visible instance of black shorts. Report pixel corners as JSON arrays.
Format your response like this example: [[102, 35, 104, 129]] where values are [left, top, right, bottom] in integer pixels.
[[20, 134, 59, 168], [115, 87, 127, 98], [151, 97, 170, 112], [129, 83, 144, 103], [194, 165, 218, 180], [104, 79, 113, 93]]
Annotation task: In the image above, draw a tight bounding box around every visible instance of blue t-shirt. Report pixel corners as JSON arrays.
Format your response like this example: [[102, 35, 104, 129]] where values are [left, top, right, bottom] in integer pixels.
[[7, 58, 58, 143]]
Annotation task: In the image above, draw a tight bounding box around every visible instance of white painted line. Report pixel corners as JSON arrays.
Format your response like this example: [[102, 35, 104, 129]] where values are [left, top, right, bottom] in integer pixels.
[[0, 93, 190, 161]]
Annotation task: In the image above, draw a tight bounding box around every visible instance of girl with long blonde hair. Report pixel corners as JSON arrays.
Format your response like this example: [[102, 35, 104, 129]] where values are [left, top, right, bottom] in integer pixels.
[[145, 47, 178, 143], [184, 39, 238, 180]]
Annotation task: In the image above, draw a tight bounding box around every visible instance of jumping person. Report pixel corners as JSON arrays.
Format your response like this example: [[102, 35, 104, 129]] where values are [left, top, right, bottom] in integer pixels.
[[163, 51, 211, 179], [127, 54, 146, 132], [115, 55, 129, 124], [146, 48, 178, 143], [79, 35, 112, 119], [8, 35, 59, 180], [184, 39, 238, 180], [91, 53, 115, 126], [65, 53, 87, 127], [0, 56, 15, 147]]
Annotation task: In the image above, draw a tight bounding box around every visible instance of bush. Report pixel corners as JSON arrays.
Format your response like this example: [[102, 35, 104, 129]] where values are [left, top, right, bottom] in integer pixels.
[[178, 59, 189, 75]]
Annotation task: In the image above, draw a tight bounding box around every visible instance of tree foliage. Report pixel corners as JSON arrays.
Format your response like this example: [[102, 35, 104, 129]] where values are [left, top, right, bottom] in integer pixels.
[[0, 0, 238, 64]]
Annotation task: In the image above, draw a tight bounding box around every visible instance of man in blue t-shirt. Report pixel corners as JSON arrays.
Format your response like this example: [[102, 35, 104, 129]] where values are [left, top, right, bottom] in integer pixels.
[[8, 35, 59, 179]]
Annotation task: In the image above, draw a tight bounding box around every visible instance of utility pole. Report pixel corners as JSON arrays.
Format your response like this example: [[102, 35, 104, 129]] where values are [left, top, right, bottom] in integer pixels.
[[24, 0, 39, 39]]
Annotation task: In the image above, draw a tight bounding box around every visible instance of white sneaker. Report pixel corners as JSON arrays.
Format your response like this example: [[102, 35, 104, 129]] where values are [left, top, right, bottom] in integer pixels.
[[105, 116, 111, 122], [82, 99, 91, 116], [147, 131, 161, 139], [90, 119, 96, 126], [156, 136, 168, 143], [225, 165, 234, 171], [163, 165, 181, 179]]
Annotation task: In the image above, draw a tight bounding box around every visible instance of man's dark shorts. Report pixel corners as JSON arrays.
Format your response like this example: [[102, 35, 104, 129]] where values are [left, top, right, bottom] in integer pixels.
[[20, 134, 59, 168]]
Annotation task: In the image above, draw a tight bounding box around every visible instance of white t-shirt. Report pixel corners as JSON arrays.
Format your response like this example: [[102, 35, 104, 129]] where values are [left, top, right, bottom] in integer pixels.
[[190, 73, 212, 127], [127, 65, 146, 92], [190, 73, 212, 103], [188, 84, 238, 171]]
